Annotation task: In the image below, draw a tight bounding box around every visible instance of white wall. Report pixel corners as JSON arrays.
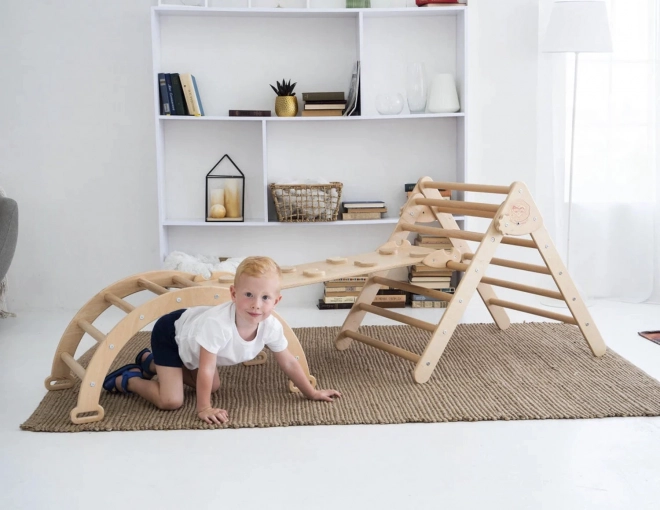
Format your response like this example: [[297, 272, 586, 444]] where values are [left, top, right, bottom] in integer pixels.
[[1, 0, 541, 313]]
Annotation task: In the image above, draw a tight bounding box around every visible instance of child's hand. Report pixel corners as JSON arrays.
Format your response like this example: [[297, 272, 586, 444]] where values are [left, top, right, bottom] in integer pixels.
[[311, 389, 341, 402], [197, 407, 229, 425]]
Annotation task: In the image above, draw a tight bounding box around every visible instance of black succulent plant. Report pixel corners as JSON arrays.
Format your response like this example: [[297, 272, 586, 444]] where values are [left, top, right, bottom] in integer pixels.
[[270, 79, 297, 97]]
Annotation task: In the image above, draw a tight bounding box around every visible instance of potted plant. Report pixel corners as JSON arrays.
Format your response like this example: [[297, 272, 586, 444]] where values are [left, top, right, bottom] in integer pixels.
[[270, 79, 298, 117]]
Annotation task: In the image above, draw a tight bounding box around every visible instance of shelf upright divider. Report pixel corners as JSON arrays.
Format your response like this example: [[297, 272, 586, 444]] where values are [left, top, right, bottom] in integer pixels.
[[261, 120, 269, 223], [151, 8, 169, 261]]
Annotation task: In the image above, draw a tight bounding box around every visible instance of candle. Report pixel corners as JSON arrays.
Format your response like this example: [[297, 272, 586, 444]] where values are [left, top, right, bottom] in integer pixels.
[[210, 188, 225, 207], [224, 179, 241, 218]]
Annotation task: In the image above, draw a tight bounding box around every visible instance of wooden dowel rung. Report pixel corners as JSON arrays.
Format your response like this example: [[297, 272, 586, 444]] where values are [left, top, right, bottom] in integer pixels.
[[430, 208, 496, 219], [61, 352, 86, 380], [461, 253, 550, 274], [422, 181, 511, 194], [372, 276, 454, 302], [479, 276, 563, 300], [77, 319, 106, 343], [400, 224, 536, 248], [487, 298, 577, 325], [342, 330, 421, 363], [104, 292, 135, 313], [413, 198, 500, 212], [359, 303, 437, 332], [138, 278, 170, 295], [172, 275, 202, 288]]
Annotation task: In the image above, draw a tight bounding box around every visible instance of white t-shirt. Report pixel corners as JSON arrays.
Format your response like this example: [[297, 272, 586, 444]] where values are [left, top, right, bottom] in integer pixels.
[[173, 302, 288, 370]]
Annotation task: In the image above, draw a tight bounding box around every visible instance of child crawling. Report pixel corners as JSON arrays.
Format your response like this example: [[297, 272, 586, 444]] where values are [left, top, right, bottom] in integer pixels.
[[103, 256, 341, 424]]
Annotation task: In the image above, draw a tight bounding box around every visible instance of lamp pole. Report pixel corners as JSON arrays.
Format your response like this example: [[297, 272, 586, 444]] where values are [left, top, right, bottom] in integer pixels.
[[565, 51, 580, 272]]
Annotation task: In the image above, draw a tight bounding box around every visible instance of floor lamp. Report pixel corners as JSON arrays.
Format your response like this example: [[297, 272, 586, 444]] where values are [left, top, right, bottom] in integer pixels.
[[541, 0, 612, 307]]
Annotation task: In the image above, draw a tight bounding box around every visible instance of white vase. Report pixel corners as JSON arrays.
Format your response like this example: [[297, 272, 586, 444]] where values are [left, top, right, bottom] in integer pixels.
[[427, 73, 460, 113]]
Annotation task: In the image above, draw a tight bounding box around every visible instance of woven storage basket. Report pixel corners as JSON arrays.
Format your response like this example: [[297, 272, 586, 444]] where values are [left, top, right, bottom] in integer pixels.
[[270, 182, 343, 222]]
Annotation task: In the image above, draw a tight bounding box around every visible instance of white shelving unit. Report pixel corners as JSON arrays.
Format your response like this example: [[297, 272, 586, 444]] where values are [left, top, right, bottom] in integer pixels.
[[151, 2, 467, 261]]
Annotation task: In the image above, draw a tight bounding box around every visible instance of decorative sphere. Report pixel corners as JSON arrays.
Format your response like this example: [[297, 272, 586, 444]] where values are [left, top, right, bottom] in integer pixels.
[[210, 204, 226, 218], [375, 93, 404, 115]]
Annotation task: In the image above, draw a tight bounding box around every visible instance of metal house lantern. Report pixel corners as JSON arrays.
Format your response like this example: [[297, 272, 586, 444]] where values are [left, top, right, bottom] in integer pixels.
[[205, 154, 245, 222]]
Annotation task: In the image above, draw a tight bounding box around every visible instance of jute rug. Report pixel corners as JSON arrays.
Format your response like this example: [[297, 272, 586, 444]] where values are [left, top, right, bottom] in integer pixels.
[[21, 323, 660, 432]]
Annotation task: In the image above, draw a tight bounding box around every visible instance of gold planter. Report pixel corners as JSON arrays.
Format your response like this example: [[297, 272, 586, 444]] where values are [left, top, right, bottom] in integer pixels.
[[275, 96, 298, 117]]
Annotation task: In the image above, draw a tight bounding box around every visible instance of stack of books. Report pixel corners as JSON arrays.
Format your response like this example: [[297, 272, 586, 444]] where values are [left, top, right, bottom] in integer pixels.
[[408, 233, 456, 308], [341, 200, 387, 221], [158, 73, 204, 116], [318, 276, 407, 310], [301, 92, 346, 117]]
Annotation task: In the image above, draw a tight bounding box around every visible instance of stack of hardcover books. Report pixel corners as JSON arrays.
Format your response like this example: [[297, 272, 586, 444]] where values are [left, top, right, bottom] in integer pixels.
[[301, 92, 346, 117], [341, 200, 387, 220], [318, 276, 406, 310], [408, 233, 456, 308]]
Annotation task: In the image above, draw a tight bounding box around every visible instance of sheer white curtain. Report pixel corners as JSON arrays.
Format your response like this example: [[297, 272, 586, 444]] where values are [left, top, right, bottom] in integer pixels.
[[539, 0, 659, 302]]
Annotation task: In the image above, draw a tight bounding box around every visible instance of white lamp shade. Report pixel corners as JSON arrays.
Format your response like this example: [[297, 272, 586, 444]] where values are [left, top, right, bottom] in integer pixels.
[[542, 1, 613, 53]]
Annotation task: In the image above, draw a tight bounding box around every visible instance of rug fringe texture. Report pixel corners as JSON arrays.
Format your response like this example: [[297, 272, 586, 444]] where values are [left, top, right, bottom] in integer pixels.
[[21, 323, 660, 432]]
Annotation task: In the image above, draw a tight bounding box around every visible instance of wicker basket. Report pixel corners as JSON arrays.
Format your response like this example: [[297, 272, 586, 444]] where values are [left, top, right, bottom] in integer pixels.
[[270, 182, 343, 222]]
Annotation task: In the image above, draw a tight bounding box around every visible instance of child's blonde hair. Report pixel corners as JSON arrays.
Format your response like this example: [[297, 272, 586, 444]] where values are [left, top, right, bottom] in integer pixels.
[[234, 256, 282, 284]]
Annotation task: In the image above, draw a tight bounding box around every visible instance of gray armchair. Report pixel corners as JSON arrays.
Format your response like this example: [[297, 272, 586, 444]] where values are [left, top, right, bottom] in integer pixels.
[[0, 194, 18, 282]]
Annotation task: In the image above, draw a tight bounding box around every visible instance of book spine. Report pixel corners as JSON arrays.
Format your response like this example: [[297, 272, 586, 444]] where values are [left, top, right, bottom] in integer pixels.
[[324, 286, 364, 293], [372, 295, 406, 302], [164, 73, 177, 115], [191, 75, 204, 116], [342, 212, 382, 220], [323, 296, 357, 304], [158, 73, 170, 115], [410, 291, 454, 300], [180, 74, 200, 116], [228, 110, 272, 117], [170, 73, 188, 116], [302, 92, 345, 101], [411, 301, 448, 308]]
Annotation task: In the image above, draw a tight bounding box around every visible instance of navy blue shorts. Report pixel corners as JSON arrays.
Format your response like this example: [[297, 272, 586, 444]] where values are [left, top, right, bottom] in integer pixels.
[[151, 309, 187, 368]]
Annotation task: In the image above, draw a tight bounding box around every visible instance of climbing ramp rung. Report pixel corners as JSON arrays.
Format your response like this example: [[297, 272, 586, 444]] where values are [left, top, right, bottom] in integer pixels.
[[77, 319, 106, 343], [400, 223, 536, 248], [459, 254, 550, 274], [61, 352, 86, 380], [422, 181, 511, 194], [342, 330, 421, 363], [487, 298, 577, 325], [138, 278, 170, 295], [372, 276, 453, 302], [358, 303, 437, 333], [104, 292, 135, 313], [475, 276, 563, 300], [172, 275, 202, 288], [413, 198, 501, 213]]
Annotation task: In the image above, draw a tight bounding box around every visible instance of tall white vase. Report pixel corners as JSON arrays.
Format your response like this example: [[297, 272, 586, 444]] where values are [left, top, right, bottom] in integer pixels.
[[427, 73, 460, 113]]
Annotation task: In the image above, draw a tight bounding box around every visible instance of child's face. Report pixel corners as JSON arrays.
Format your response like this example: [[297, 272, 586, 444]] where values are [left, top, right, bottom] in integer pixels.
[[230, 273, 282, 327]]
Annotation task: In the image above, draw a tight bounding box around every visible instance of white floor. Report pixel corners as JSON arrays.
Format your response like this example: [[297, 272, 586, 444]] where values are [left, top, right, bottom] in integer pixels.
[[1, 300, 660, 510]]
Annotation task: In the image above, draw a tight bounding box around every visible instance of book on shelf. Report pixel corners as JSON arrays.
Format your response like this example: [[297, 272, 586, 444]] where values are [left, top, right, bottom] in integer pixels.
[[409, 289, 455, 300], [411, 300, 448, 308], [410, 264, 453, 273], [179, 73, 204, 116], [304, 99, 347, 105], [342, 211, 382, 220], [345, 207, 387, 214], [228, 109, 272, 117], [317, 300, 405, 310], [304, 103, 346, 110], [323, 295, 357, 304], [326, 276, 368, 283], [302, 92, 345, 102], [170, 74, 188, 116], [324, 285, 364, 293], [344, 61, 361, 117], [409, 276, 452, 284], [342, 200, 386, 209], [301, 110, 343, 117], [158, 73, 171, 115], [323, 291, 361, 298], [164, 73, 177, 115], [407, 280, 456, 289]]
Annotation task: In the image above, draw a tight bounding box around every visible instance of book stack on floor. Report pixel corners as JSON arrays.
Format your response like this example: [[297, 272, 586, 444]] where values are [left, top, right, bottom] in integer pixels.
[[301, 92, 347, 117], [341, 200, 387, 221], [158, 73, 204, 116], [318, 276, 407, 310], [408, 234, 456, 308]]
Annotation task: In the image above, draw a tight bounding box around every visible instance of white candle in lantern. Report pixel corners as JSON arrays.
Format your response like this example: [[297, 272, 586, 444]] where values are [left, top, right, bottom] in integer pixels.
[[210, 188, 225, 207], [225, 180, 241, 218]]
